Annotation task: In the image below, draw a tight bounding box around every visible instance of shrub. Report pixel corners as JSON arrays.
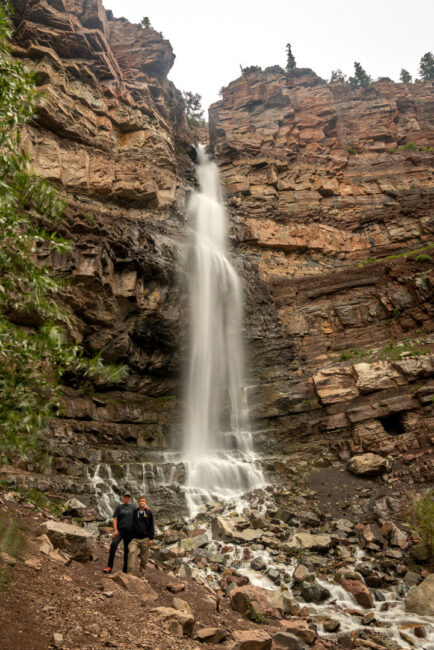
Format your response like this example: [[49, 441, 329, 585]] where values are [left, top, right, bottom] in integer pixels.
[[409, 490, 434, 555], [400, 142, 417, 150], [329, 69, 346, 83], [415, 254, 432, 263]]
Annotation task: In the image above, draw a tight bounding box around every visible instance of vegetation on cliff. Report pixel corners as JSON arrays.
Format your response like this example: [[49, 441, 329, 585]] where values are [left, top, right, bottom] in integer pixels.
[[0, 4, 125, 463]]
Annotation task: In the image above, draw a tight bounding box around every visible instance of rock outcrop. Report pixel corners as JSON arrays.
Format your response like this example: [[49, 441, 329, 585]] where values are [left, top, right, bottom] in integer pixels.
[[210, 67, 434, 484]]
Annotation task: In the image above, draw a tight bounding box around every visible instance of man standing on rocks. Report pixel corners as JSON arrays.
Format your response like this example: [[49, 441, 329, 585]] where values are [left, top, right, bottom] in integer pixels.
[[103, 490, 135, 574], [127, 495, 154, 578]]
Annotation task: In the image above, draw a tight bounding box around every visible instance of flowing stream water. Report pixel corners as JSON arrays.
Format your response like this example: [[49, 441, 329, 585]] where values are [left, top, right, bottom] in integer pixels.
[[183, 145, 265, 515]]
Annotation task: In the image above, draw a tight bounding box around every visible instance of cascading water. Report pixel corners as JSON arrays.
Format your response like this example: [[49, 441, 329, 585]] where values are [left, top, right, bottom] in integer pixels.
[[183, 145, 265, 515]]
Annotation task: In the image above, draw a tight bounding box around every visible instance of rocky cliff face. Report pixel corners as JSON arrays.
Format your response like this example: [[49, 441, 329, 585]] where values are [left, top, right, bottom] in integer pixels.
[[6, 0, 196, 515], [210, 68, 434, 485], [4, 4, 434, 514]]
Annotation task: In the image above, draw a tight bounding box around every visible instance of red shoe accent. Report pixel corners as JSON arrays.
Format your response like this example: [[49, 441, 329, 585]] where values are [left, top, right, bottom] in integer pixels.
[[103, 567, 112, 573]]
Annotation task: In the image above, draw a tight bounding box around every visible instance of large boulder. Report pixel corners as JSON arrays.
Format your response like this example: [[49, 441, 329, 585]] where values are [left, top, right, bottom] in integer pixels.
[[232, 629, 272, 650], [151, 606, 194, 637], [230, 584, 270, 616], [287, 533, 332, 552], [405, 574, 434, 616], [279, 620, 317, 645], [272, 632, 308, 650], [347, 453, 387, 476], [110, 571, 158, 602], [39, 520, 95, 562], [341, 579, 374, 609], [313, 366, 359, 405], [211, 516, 236, 541], [301, 581, 330, 604]]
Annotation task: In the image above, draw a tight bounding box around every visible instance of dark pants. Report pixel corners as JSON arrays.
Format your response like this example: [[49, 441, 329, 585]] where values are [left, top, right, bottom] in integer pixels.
[[107, 529, 132, 572]]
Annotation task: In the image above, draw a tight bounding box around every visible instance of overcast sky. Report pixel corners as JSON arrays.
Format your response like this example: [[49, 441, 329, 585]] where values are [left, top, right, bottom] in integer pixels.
[[104, 0, 434, 113]]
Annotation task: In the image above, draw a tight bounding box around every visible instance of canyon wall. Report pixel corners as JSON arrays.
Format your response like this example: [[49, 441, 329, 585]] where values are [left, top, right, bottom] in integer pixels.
[[5, 0, 196, 514], [3, 2, 434, 513], [210, 68, 434, 485]]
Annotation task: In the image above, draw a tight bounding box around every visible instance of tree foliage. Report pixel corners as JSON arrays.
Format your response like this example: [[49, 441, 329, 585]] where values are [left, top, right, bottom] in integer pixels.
[[400, 68, 412, 84], [140, 16, 152, 29], [348, 61, 372, 88], [0, 3, 126, 462], [329, 69, 346, 83], [419, 52, 434, 81], [285, 43, 296, 71], [182, 91, 205, 126]]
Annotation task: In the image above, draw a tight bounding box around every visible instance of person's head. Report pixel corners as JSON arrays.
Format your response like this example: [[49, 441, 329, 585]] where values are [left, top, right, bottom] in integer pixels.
[[123, 491, 131, 504], [138, 495, 147, 510]]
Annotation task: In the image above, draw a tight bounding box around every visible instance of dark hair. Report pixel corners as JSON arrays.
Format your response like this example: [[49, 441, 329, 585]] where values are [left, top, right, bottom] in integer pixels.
[[138, 495, 147, 501]]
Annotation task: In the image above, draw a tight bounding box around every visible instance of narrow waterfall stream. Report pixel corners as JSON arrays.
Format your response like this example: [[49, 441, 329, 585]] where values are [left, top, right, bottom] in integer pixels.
[[183, 145, 265, 515]]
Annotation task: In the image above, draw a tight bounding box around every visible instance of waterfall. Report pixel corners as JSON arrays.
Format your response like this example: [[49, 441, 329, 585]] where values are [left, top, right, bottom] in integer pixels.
[[183, 145, 265, 515]]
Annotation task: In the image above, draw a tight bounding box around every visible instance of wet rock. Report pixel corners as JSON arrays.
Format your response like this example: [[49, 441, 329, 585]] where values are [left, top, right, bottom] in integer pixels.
[[110, 571, 158, 602], [211, 516, 236, 541], [403, 571, 420, 586], [151, 606, 194, 637], [301, 581, 330, 604], [414, 626, 426, 639], [272, 632, 308, 650], [405, 574, 434, 616], [163, 529, 187, 544], [279, 620, 317, 644], [40, 520, 95, 562], [195, 627, 228, 643], [360, 523, 384, 547], [250, 556, 266, 571], [266, 567, 281, 584], [287, 533, 332, 552], [233, 528, 263, 543], [341, 579, 374, 609], [180, 533, 209, 550], [293, 564, 309, 583], [347, 453, 387, 476], [323, 619, 340, 632], [232, 629, 272, 650]]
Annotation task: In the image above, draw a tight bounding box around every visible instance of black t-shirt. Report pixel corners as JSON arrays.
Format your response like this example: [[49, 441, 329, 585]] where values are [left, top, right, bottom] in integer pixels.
[[113, 503, 135, 530]]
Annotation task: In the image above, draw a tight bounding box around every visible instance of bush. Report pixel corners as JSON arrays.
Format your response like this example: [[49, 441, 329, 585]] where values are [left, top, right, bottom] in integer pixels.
[[415, 254, 432, 263], [285, 43, 296, 71], [419, 52, 434, 81], [400, 141, 417, 150], [349, 62, 372, 88], [400, 69, 412, 84], [409, 490, 434, 555]]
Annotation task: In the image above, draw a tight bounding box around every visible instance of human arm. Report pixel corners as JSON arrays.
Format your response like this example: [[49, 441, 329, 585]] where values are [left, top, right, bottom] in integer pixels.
[[112, 516, 119, 536]]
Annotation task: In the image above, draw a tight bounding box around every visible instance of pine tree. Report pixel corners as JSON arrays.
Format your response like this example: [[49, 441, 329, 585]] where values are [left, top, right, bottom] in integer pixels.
[[285, 43, 296, 72], [329, 69, 346, 83], [400, 69, 412, 84], [419, 52, 434, 81], [348, 62, 372, 88]]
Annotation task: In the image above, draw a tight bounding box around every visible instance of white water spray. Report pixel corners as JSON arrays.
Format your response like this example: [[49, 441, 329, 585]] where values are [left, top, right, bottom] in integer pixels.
[[183, 145, 265, 515]]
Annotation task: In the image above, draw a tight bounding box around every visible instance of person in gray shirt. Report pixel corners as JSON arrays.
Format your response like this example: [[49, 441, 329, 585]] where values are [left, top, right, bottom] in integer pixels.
[[103, 491, 136, 574]]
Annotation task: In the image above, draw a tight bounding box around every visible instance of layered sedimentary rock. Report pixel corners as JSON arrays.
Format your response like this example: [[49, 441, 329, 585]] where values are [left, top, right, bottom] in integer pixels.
[[5, 0, 195, 514], [3, 3, 434, 511], [210, 68, 434, 482]]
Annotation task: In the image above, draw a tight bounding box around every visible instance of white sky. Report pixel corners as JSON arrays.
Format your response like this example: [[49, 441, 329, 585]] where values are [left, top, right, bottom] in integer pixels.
[[104, 0, 434, 113]]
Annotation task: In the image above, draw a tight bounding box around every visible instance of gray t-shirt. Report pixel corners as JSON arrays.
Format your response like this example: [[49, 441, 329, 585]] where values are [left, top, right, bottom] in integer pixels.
[[113, 503, 135, 530]]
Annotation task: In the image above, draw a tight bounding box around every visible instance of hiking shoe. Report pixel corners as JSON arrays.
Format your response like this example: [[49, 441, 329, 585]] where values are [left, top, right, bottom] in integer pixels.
[[102, 567, 112, 574]]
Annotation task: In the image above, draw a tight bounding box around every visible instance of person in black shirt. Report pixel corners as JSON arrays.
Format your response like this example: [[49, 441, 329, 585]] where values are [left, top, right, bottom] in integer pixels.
[[127, 495, 154, 578], [103, 491, 137, 574]]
